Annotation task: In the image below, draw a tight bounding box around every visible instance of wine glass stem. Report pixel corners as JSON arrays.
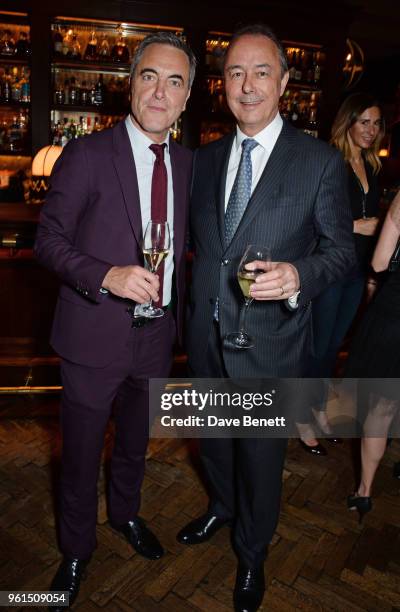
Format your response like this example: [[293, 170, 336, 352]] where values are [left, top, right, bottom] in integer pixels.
[[239, 298, 253, 335]]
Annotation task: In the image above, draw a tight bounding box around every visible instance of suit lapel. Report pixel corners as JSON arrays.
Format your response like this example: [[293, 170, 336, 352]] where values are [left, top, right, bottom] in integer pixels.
[[170, 141, 185, 260], [112, 120, 142, 246], [215, 133, 235, 248], [225, 121, 298, 252]]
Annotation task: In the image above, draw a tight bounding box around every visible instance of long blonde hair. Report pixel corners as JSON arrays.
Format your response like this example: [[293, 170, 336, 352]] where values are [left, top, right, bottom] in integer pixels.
[[330, 93, 384, 174]]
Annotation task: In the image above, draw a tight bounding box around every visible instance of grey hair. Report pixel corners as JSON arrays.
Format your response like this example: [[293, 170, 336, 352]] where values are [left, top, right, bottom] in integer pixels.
[[225, 23, 288, 78], [130, 31, 197, 88]]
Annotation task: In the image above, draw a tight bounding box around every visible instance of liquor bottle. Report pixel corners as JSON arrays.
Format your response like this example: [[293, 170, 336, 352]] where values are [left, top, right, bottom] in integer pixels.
[[80, 80, 89, 105], [53, 25, 63, 57], [69, 77, 79, 105], [2, 68, 11, 102], [303, 107, 319, 138], [63, 78, 70, 105], [1, 30, 15, 56], [69, 118, 77, 139], [93, 116, 102, 131], [89, 80, 96, 105], [94, 74, 106, 106], [20, 67, 30, 102], [71, 34, 81, 60], [54, 80, 65, 105], [294, 50, 303, 81], [61, 118, 69, 146], [11, 67, 22, 102], [15, 31, 31, 57], [76, 116, 86, 137], [290, 100, 300, 129], [9, 112, 27, 152], [288, 51, 296, 81], [111, 25, 129, 63], [212, 37, 224, 74], [313, 52, 321, 84], [99, 34, 110, 60], [205, 40, 213, 73], [62, 29, 71, 56], [84, 30, 98, 61]]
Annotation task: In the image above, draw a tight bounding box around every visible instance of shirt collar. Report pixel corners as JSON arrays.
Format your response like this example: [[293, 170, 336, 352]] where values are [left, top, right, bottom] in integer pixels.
[[234, 112, 283, 154], [125, 114, 170, 155]]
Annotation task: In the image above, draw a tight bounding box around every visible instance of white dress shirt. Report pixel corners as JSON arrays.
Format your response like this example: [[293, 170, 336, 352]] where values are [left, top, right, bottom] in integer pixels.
[[224, 113, 299, 307], [224, 112, 283, 210], [125, 115, 174, 308]]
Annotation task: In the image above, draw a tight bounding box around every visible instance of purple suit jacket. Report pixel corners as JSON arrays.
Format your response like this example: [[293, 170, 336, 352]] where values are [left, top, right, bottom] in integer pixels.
[[35, 120, 192, 367]]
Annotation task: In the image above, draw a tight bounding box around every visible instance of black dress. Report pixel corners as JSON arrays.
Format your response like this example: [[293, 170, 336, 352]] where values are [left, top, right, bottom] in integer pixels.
[[346, 267, 400, 377], [346, 267, 400, 407]]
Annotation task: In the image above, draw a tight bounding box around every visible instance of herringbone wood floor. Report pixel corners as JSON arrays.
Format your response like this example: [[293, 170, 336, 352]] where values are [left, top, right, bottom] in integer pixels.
[[0, 395, 399, 611]]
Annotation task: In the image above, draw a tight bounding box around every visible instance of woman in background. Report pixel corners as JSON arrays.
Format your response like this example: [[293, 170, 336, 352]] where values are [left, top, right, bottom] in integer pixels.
[[301, 93, 384, 455], [346, 190, 400, 521]]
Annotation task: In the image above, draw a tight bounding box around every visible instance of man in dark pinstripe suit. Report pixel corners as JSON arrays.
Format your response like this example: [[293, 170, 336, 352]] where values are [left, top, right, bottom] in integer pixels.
[[177, 24, 355, 611]]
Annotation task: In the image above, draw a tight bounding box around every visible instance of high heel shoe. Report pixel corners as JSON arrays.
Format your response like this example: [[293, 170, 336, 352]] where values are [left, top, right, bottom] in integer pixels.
[[393, 462, 400, 480], [347, 493, 372, 523], [299, 439, 327, 456]]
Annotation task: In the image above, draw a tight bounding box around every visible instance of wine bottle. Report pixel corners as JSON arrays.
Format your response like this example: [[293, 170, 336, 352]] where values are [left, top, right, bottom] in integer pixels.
[[111, 26, 129, 63], [84, 30, 98, 61], [53, 25, 63, 57], [94, 74, 106, 106]]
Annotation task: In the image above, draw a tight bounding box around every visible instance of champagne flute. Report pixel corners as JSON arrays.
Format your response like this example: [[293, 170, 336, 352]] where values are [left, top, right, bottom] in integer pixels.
[[224, 244, 271, 349], [138, 220, 170, 318]]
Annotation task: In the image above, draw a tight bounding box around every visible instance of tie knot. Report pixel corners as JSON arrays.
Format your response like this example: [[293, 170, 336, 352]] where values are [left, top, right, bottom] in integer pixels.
[[150, 143, 166, 161], [241, 138, 258, 154]]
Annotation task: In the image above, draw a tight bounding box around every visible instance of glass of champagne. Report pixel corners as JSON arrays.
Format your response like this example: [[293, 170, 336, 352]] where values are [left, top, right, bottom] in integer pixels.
[[138, 220, 170, 318], [224, 244, 271, 349]]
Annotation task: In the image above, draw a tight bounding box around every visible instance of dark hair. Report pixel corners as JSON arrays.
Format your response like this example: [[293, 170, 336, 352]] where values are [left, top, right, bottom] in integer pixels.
[[225, 23, 288, 77], [130, 31, 196, 88], [331, 92, 385, 174]]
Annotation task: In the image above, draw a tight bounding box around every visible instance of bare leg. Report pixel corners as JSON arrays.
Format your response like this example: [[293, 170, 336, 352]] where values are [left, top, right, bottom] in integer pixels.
[[358, 437, 388, 497], [357, 395, 398, 497]]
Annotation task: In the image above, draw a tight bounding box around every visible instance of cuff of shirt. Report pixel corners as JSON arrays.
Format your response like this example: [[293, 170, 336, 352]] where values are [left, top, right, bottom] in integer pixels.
[[286, 290, 300, 311]]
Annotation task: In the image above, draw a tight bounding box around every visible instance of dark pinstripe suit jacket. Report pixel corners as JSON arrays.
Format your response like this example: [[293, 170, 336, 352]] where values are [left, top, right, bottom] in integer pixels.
[[187, 120, 356, 378]]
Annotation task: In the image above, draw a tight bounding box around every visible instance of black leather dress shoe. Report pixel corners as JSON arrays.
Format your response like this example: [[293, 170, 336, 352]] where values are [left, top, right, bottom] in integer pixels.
[[177, 513, 229, 545], [49, 557, 89, 610], [393, 461, 400, 479], [114, 517, 164, 560], [233, 563, 265, 612], [327, 438, 343, 444], [299, 439, 327, 456]]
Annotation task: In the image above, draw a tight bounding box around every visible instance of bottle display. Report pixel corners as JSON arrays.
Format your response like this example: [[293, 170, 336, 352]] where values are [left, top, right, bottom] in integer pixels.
[[52, 70, 130, 112], [0, 108, 29, 153], [0, 26, 31, 57], [279, 89, 320, 137], [285, 45, 325, 87], [50, 21, 153, 66]]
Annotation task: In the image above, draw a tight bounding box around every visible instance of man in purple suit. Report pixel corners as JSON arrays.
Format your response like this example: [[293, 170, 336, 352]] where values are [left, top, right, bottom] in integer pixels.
[[35, 32, 195, 609]]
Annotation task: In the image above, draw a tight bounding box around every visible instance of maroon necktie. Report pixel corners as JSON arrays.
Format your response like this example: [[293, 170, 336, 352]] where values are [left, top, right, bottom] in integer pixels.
[[149, 143, 167, 307]]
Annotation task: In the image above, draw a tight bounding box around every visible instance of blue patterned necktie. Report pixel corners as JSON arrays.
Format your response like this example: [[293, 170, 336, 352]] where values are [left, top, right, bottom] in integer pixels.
[[224, 138, 258, 244]]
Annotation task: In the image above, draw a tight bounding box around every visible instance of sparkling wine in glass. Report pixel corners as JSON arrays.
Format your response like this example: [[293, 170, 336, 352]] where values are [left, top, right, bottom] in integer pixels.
[[138, 220, 170, 318], [224, 244, 271, 349]]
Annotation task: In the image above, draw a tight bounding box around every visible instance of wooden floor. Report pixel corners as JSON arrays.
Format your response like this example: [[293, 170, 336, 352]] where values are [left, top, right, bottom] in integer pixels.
[[0, 395, 400, 611]]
